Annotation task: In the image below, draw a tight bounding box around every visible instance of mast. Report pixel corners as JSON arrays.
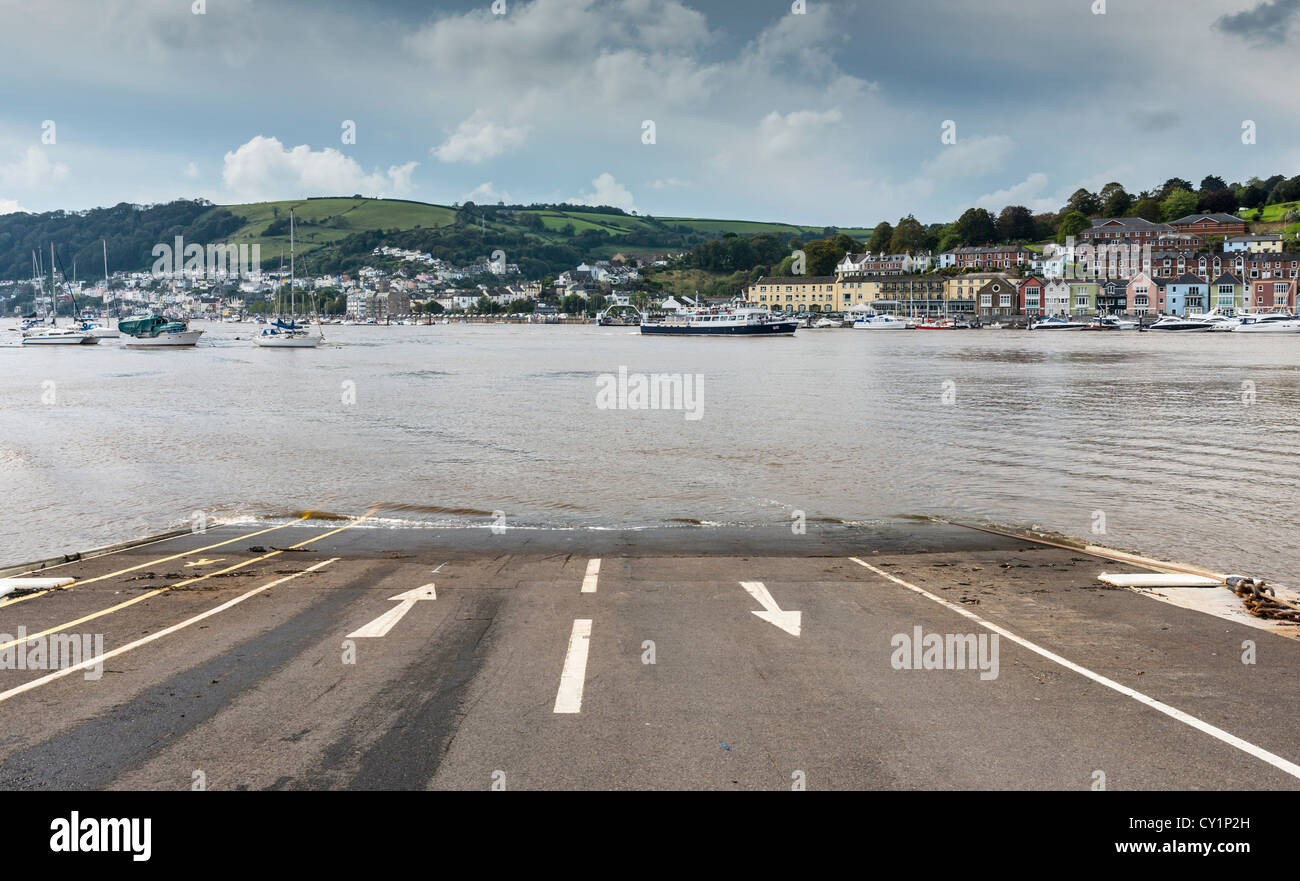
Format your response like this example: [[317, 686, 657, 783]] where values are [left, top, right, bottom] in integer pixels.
[[51, 243, 57, 325], [290, 209, 295, 318]]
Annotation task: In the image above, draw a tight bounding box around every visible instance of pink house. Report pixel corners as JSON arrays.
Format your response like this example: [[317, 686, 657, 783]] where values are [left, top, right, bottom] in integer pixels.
[[1126, 272, 1164, 315], [1251, 279, 1296, 310]]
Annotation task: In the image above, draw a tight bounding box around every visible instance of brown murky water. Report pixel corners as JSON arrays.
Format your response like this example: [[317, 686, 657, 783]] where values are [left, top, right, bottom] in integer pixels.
[[2, 321, 1297, 579]]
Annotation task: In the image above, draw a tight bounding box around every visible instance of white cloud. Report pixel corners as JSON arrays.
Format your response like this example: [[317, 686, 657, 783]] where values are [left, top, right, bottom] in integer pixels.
[[183, 161, 199, 179], [0, 146, 69, 189], [0, 198, 27, 214], [647, 177, 690, 189], [464, 182, 512, 203], [220, 136, 417, 201], [974, 172, 1052, 212], [433, 111, 529, 164], [923, 135, 1014, 180], [755, 108, 843, 159], [571, 172, 635, 212]]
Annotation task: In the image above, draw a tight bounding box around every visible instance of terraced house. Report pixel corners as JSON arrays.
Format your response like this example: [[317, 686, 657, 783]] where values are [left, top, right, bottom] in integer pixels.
[[1250, 279, 1295, 310], [835, 252, 933, 275], [945, 245, 1034, 270], [1018, 277, 1046, 316], [975, 278, 1018, 317], [1210, 273, 1245, 310], [1164, 273, 1210, 315], [1126, 273, 1164, 315]]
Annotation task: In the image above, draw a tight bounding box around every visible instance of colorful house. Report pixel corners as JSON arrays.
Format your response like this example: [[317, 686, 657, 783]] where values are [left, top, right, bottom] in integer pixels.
[[1250, 279, 1295, 311], [1209, 272, 1245, 311], [1018, 276, 1046, 316], [1164, 273, 1209, 315], [1126, 273, 1163, 316], [1064, 280, 1099, 315]]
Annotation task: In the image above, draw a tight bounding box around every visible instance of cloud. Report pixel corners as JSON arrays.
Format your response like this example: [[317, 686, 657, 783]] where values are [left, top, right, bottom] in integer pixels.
[[220, 136, 417, 200], [464, 182, 512, 203], [0, 198, 27, 215], [1128, 109, 1180, 133], [183, 161, 199, 179], [755, 108, 843, 159], [973, 173, 1054, 213], [570, 172, 635, 212], [1214, 0, 1300, 43], [647, 177, 690, 189], [433, 111, 529, 164], [0, 146, 69, 189], [923, 135, 1014, 180]]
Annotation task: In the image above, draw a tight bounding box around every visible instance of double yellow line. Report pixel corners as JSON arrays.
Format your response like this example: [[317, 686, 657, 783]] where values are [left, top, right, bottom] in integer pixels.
[[0, 510, 375, 653]]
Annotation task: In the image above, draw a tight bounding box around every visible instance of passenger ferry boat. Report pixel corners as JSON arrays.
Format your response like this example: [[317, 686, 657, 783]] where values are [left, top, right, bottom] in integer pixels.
[[640, 307, 798, 336]]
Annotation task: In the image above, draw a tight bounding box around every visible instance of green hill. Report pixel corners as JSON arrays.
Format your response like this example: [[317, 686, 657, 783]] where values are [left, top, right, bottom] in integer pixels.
[[0, 195, 864, 282]]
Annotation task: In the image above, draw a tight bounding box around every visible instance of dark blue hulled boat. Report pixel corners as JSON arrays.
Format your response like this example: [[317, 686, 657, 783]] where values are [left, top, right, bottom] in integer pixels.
[[640, 307, 798, 336]]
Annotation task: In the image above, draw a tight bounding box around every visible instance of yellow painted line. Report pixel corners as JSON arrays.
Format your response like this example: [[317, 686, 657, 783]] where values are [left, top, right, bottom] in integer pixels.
[[0, 510, 374, 652], [0, 515, 312, 611], [0, 558, 340, 706]]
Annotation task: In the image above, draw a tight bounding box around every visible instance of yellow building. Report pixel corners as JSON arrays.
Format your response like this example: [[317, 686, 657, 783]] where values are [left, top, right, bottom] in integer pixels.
[[745, 276, 841, 311], [837, 275, 947, 315]]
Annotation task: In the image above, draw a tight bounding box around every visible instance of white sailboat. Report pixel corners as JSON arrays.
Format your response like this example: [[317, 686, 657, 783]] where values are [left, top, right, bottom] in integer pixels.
[[22, 244, 98, 346], [255, 211, 321, 348], [79, 240, 119, 338]]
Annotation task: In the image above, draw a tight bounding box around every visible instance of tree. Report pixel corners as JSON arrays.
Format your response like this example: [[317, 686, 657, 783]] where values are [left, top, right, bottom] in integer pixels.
[[1159, 178, 1193, 199], [1056, 211, 1090, 244], [1199, 175, 1227, 193], [888, 215, 928, 253], [996, 205, 1035, 242], [953, 208, 998, 246], [1100, 184, 1133, 218], [1130, 198, 1162, 222], [1160, 188, 1198, 222], [1065, 188, 1101, 217], [803, 238, 848, 276], [1197, 188, 1239, 214], [866, 221, 894, 253]]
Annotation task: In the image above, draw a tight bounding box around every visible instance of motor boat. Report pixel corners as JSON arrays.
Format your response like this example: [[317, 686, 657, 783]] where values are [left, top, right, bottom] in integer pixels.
[[1231, 313, 1300, 333], [1093, 315, 1138, 330], [1147, 315, 1215, 332], [119, 314, 204, 347], [852, 312, 909, 330], [1029, 316, 1090, 330]]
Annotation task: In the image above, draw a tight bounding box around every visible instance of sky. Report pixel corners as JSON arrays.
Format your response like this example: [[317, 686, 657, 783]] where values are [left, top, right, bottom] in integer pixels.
[[1, 0, 1299, 226]]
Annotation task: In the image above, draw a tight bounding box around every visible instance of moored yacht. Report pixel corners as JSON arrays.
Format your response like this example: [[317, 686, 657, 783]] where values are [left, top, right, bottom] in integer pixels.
[[1148, 315, 1214, 331], [851, 312, 909, 330], [1029, 316, 1090, 330], [119, 314, 204, 347], [1231, 313, 1300, 333]]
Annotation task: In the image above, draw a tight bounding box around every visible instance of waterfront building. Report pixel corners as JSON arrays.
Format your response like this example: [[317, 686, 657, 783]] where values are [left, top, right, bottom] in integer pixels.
[[1098, 279, 1129, 314], [975, 277, 1018, 318], [1249, 279, 1296, 310], [1018, 276, 1046, 316], [1210, 273, 1246, 310], [1164, 273, 1210, 316], [1125, 273, 1164, 316], [745, 276, 839, 311]]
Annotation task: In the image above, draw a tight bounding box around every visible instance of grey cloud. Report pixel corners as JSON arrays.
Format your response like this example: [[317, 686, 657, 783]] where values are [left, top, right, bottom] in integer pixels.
[[1214, 0, 1300, 43]]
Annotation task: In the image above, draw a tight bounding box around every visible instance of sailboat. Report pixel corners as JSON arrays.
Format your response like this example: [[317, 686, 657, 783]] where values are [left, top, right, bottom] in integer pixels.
[[255, 210, 321, 348], [22, 244, 98, 346], [78, 241, 119, 338]]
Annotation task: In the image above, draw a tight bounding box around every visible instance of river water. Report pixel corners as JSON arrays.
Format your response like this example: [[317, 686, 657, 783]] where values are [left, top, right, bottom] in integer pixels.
[[2, 321, 1297, 579]]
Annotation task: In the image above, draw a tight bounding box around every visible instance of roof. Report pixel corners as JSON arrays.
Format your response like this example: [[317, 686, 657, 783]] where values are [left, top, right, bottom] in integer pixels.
[[753, 276, 837, 284], [1169, 213, 1244, 226], [1210, 273, 1242, 285], [1089, 217, 1163, 228], [1170, 273, 1208, 285]]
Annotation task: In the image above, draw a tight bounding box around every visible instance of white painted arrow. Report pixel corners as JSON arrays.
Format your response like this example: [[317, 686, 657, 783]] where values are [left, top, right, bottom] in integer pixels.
[[347, 583, 437, 638], [739, 581, 801, 636]]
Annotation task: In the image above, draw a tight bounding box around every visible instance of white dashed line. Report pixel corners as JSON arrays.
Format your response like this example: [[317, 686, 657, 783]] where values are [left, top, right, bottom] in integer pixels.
[[553, 619, 593, 714], [581, 558, 601, 593]]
